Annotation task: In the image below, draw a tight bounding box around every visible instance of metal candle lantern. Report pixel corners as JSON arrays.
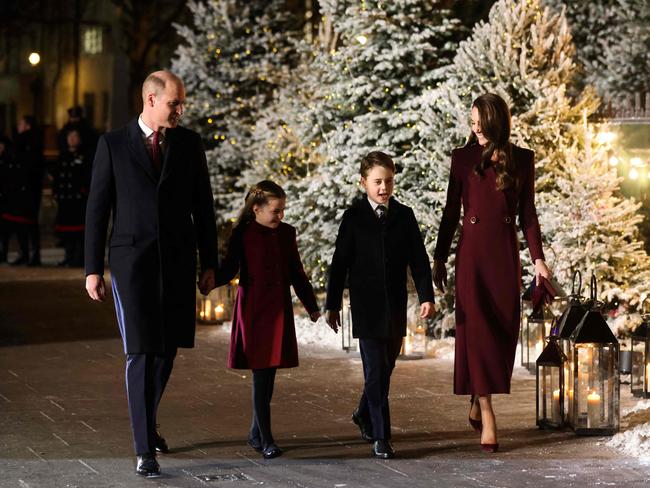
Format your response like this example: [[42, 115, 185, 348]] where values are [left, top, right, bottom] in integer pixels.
[[520, 279, 535, 368], [536, 335, 567, 429], [569, 276, 620, 436], [630, 315, 650, 398], [340, 290, 358, 352], [555, 271, 588, 425], [521, 276, 568, 372], [196, 280, 236, 324]]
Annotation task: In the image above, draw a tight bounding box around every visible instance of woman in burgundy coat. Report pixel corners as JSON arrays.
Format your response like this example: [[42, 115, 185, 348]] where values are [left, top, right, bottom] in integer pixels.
[[216, 180, 320, 459], [433, 93, 551, 452]]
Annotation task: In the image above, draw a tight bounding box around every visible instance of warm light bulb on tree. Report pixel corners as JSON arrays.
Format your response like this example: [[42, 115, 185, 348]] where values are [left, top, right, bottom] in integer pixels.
[[356, 35, 368, 45], [629, 168, 639, 180], [609, 155, 619, 167]]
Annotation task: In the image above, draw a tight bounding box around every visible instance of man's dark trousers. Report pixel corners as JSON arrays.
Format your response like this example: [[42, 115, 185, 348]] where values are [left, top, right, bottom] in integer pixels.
[[126, 349, 176, 455], [357, 337, 403, 441]]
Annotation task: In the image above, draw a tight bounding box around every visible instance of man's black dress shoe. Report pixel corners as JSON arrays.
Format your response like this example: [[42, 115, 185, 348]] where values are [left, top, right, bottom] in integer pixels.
[[136, 454, 160, 477], [352, 409, 373, 442], [262, 444, 283, 459], [155, 430, 170, 454], [372, 440, 395, 459]]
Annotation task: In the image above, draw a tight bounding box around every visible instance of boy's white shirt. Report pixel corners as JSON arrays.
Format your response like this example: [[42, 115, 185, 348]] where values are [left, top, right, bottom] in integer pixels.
[[367, 196, 389, 211]]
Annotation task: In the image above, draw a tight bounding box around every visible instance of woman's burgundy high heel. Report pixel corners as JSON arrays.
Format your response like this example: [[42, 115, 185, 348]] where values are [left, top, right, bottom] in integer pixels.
[[480, 442, 499, 453], [468, 395, 482, 432]]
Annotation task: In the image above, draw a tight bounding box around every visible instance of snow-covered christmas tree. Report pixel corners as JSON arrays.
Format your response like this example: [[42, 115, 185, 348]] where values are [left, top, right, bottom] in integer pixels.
[[283, 0, 462, 290], [545, 0, 650, 98], [172, 0, 301, 221], [542, 117, 650, 314]]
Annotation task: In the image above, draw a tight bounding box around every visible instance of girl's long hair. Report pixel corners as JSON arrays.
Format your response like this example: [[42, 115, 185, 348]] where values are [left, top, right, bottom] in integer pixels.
[[468, 93, 516, 191], [234, 180, 286, 229]]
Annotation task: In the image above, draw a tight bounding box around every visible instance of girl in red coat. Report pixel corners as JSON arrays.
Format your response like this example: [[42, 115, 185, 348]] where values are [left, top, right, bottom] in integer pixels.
[[433, 94, 552, 453], [216, 180, 320, 459]]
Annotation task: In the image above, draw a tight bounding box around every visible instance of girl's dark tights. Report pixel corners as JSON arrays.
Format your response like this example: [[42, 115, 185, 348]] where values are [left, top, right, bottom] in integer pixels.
[[250, 367, 277, 449]]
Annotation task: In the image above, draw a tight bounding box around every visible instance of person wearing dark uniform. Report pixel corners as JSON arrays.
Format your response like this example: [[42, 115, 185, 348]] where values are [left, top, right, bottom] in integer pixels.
[[0, 136, 12, 262], [15, 116, 44, 266], [433, 93, 552, 453], [2, 121, 40, 265], [52, 129, 91, 267]]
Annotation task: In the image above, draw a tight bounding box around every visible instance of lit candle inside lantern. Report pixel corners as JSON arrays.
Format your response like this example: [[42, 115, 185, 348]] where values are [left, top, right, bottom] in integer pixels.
[[403, 334, 413, 355], [215, 303, 225, 318], [587, 391, 601, 428], [552, 389, 561, 422], [204, 299, 212, 320]]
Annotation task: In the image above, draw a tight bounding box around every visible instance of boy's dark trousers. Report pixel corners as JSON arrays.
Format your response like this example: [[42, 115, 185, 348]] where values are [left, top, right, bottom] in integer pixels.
[[357, 337, 403, 440]]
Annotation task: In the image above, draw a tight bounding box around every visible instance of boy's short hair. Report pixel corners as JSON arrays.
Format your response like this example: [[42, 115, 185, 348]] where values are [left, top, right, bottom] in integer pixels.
[[360, 151, 396, 177]]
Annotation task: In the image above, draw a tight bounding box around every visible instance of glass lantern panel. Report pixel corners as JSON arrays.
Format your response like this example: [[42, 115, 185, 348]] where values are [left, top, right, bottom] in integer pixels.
[[573, 344, 620, 434], [520, 314, 528, 368], [645, 339, 650, 397], [527, 320, 546, 370], [563, 355, 573, 423], [631, 337, 645, 396], [538, 365, 562, 427]]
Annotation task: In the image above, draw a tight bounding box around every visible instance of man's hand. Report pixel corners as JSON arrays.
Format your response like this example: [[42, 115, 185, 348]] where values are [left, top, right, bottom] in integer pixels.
[[326, 310, 340, 333], [86, 274, 106, 302], [309, 311, 321, 322], [432, 259, 447, 293], [420, 301, 435, 319], [198, 269, 216, 295]]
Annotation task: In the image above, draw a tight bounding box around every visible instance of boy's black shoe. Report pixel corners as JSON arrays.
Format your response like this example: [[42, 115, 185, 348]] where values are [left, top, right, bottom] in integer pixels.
[[352, 409, 373, 442], [372, 440, 395, 459], [136, 454, 160, 477]]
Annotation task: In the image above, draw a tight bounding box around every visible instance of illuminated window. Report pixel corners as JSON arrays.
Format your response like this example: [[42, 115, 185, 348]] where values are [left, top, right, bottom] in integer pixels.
[[83, 27, 103, 55]]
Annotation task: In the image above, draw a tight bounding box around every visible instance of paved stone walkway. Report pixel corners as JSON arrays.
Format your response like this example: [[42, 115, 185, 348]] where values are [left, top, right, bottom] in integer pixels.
[[1, 265, 649, 487]]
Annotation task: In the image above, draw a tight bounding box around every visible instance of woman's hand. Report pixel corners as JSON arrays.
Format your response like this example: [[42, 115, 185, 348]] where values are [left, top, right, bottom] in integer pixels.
[[433, 259, 447, 293], [534, 259, 552, 286]]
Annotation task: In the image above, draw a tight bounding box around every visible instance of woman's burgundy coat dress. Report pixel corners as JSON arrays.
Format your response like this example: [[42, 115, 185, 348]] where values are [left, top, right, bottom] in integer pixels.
[[434, 143, 545, 395], [216, 220, 319, 370]]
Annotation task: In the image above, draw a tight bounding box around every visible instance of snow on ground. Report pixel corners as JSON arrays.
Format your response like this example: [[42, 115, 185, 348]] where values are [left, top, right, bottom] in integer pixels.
[[293, 315, 341, 350], [622, 399, 650, 416], [608, 399, 650, 463]]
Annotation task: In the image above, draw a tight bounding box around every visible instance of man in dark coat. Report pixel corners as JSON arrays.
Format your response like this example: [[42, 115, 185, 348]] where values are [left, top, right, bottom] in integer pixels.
[[326, 151, 435, 459], [84, 71, 219, 477]]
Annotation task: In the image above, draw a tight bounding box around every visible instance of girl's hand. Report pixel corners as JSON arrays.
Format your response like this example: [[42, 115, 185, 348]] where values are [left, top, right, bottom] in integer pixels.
[[534, 259, 552, 286], [310, 311, 321, 322], [433, 260, 447, 293]]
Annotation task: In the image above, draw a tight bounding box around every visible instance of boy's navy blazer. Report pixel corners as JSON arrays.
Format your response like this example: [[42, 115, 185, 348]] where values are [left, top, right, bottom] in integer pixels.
[[326, 196, 434, 338]]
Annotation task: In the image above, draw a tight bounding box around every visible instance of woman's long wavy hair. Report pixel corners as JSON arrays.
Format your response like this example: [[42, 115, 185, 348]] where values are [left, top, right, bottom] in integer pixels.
[[468, 93, 516, 191], [234, 180, 286, 229]]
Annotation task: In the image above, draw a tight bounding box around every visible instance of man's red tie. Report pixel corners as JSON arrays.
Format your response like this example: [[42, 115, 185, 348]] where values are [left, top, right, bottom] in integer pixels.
[[151, 131, 161, 171]]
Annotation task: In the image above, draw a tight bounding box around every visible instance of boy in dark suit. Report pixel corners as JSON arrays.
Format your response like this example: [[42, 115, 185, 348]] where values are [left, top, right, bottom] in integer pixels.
[[326, 151, 435, 459]]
